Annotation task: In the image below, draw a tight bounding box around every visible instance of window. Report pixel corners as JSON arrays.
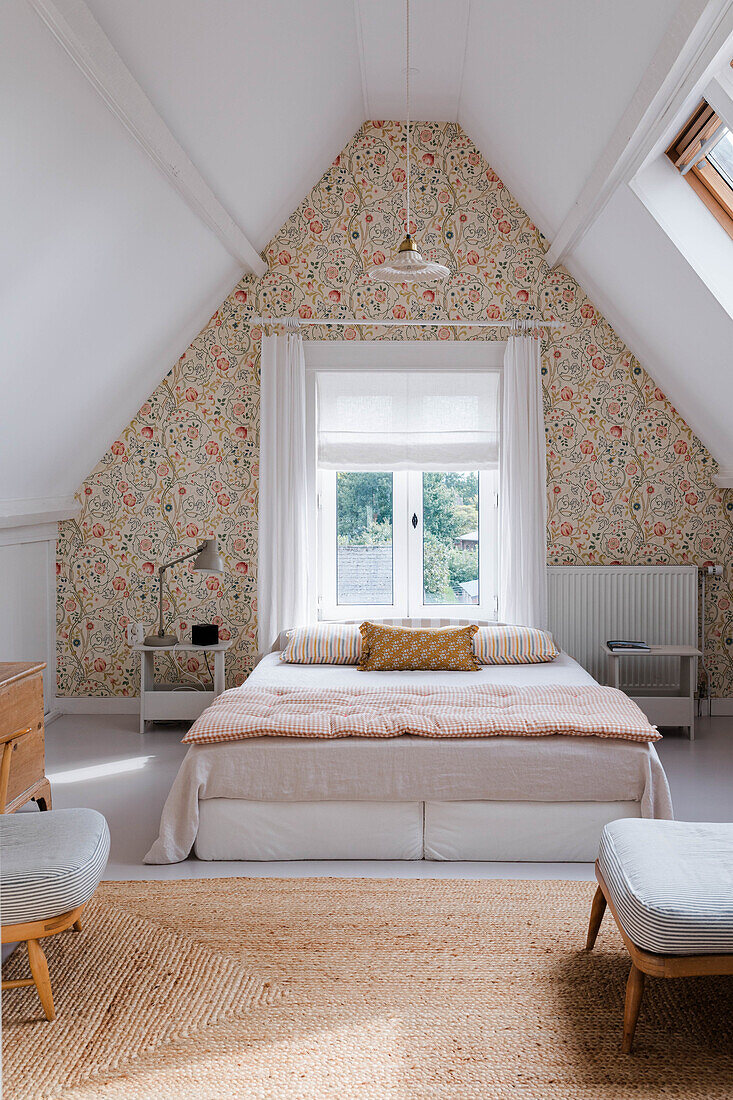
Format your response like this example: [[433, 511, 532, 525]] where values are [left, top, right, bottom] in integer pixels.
[[318, 469, 497, 619], [666, 99, 733, 239], [312, 355, 500, 620]]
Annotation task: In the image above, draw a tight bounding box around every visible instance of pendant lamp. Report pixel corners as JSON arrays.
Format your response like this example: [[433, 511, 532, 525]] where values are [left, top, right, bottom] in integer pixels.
[[367, 0, 450, 284]]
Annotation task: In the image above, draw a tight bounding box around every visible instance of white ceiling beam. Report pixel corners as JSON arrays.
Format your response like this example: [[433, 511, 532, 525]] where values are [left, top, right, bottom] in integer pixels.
[[26, 0, 267, 276], [0, 495, 78, 530], [545, 0, 733, 270]]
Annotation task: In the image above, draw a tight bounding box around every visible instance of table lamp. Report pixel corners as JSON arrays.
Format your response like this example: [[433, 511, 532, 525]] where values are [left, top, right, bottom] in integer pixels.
[[144, 538, 224, 647]]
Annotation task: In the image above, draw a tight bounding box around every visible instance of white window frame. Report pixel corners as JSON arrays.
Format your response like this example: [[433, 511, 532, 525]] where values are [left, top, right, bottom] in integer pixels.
[[318, 468, 498, 621], [306, 340, 504, 623], [318, 470, 408, 620], [406, 469, 498, 619]]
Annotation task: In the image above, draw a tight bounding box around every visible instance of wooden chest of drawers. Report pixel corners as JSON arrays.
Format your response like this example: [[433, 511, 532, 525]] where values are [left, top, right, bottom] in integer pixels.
[[0, 662, 51, 813]]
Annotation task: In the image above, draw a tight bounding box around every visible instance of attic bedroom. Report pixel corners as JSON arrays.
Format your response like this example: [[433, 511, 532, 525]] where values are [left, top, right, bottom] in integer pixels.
[[2, 0, 733, 1095]]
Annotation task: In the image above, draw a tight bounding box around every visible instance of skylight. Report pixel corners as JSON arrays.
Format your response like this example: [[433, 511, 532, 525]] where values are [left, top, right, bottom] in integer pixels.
[[666, 99, 733, 240], [708, 130, 733, 190]]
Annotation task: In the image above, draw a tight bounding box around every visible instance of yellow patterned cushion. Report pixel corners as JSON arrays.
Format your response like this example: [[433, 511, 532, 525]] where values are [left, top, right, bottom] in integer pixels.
[[358, 622, 480, 672]]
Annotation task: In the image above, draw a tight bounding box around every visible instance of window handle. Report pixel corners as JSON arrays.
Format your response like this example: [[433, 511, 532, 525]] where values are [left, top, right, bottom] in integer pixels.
[[411, 512, 418, 529]]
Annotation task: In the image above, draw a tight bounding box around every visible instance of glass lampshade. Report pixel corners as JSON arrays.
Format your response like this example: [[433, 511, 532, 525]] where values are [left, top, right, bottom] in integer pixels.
[[367, 234, 450, 284]]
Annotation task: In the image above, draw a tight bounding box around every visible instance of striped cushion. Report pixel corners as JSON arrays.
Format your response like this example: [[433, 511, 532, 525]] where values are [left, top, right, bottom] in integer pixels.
[[473, 626, 558, 664], [280, 624, 362, 664], [598, 819, 733, 955], [0, 808, 110, 925]]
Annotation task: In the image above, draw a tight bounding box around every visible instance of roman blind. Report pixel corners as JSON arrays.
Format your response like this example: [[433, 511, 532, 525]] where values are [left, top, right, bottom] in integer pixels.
[[316, 370, 499, 470]]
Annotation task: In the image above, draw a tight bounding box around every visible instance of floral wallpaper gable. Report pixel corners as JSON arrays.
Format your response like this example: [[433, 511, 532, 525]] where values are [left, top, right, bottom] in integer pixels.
[[57, 120, 733, 698]]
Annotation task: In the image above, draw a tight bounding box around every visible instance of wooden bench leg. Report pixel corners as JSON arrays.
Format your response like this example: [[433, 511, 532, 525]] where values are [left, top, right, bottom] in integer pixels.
[[27, 939, 55, 1021], [73, 918, 82, 932], [622, 964, 645, 1054], [586, 886, 607, 950], [33, 778, 52, 812]]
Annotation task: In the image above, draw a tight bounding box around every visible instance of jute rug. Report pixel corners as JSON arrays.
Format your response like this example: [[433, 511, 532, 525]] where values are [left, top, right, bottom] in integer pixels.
[[3, 878, 732, 1099]]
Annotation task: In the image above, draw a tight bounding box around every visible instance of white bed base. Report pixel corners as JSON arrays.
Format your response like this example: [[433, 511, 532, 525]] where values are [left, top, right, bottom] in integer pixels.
[[195, 798, 642, 862]]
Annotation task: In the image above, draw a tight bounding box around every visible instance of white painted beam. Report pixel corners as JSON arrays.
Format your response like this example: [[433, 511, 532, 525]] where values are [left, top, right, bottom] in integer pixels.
[[545, 0, 733, 269], [0, 496, 78, 531], [26, 0, 267, 276]]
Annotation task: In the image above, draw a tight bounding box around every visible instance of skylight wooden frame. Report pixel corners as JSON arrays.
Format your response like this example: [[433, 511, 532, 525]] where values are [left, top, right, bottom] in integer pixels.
[[666, 99, 733, 240]]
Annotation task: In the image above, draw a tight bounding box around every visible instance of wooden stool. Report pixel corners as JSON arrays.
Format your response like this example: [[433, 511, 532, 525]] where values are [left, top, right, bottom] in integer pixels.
[[1, 908, 84, 1021], [586, 819, 733, 1053], [1, 807, 109, 1020]]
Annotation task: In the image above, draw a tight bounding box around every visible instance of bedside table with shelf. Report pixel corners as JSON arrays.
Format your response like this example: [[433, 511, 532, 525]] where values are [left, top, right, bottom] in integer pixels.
[[133, 642, 232, 734], [602, 644, 701, 740]]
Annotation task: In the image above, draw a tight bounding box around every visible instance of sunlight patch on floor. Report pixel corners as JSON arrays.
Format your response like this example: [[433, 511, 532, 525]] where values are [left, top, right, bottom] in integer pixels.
[[47, 756, 154, 784]]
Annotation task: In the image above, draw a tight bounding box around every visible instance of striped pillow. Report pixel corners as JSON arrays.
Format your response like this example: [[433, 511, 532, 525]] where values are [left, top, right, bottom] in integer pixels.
[[280, 624, 362, 664], [473, 626, 558, 664]]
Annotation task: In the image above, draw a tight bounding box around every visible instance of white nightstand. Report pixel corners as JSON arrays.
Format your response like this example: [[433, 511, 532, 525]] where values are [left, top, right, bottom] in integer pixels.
[[602, 644, 701, 740], [133, 642, 232, 734]]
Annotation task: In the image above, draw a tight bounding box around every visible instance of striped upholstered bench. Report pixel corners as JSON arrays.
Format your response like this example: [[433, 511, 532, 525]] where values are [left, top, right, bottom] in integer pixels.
[[1, 808, 110, 1020], [586, 819, 733, 1052]]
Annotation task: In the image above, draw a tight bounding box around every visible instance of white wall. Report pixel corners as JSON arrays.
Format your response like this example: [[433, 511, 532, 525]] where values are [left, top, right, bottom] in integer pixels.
[[0, 525, 57, 706], [570, 181, 733, 472], [631, 156, 733, 321]]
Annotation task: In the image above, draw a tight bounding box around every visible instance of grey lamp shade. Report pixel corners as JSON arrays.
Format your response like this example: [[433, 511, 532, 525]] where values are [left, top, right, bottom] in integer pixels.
[[193, 538, 224, 573]]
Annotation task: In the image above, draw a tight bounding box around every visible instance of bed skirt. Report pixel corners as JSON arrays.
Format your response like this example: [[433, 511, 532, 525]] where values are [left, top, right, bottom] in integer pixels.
[[145, 735, 673, 864], [193, 797, 643, 862]]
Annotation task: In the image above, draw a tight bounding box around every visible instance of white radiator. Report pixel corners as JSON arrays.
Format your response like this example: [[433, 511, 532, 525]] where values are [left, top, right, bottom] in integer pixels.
[[547, 566, 697, 689]]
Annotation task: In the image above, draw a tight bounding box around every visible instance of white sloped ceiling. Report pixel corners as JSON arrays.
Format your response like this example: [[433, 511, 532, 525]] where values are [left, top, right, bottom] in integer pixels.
[[5, 0, 733, 515], [83, 0, 367, 254], [1, 0, 243, 514]]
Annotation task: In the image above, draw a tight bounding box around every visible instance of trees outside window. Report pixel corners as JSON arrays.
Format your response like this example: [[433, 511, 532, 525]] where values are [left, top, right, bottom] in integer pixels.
[[320, 469, 496, 618]]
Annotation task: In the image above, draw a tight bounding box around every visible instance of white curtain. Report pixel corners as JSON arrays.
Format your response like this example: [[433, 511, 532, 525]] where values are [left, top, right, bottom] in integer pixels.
[[317, 370, 499, 470], [258, 330, 311, 652], [499, 334, 547, 627]]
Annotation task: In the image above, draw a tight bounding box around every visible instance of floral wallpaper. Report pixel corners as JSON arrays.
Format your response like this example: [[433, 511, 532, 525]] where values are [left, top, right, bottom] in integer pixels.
[[57, 121, 733, 697]]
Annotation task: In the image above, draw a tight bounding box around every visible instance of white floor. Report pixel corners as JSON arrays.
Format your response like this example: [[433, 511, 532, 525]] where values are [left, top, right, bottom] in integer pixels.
[[44, 713, 733, 883]]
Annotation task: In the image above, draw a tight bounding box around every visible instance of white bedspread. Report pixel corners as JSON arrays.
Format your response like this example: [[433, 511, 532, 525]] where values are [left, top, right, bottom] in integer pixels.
[[145, 653, 672, 864], [250, 651, 597, 689]]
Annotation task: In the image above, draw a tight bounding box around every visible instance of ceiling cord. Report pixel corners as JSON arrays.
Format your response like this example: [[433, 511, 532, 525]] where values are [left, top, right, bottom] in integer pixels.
[[405, 0, 411, 237]]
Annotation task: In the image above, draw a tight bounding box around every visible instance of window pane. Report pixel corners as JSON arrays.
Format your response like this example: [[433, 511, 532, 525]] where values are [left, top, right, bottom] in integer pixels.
[[708, 131, 733, 190], [422, 472, 479, 605], [336, 472, 393, 605]]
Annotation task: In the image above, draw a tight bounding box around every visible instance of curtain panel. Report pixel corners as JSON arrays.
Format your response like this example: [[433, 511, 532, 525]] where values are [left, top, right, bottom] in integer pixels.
[[499, 335, 547, 628], [257, 331, 311, 652]]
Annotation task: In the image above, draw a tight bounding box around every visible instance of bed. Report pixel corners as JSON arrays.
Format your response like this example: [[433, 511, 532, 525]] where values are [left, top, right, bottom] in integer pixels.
[[145, 626, 673, 864]]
